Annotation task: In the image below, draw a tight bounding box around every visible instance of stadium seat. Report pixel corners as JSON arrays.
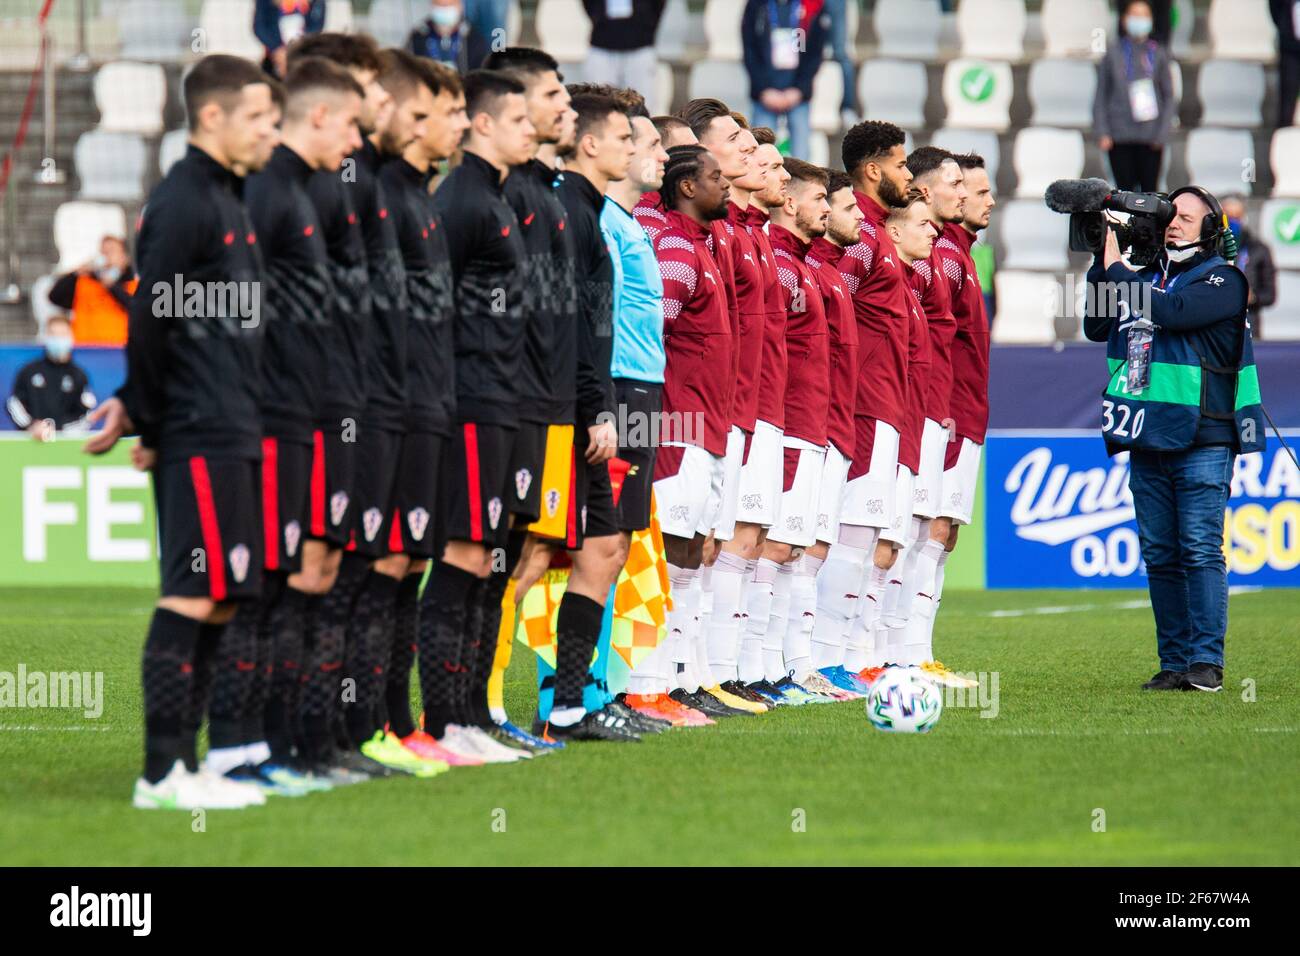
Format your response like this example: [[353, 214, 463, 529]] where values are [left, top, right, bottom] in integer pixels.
[[1169, 60, 1182, 129], [536, 0, 589, 61], [1170, 0, 1194, 57], [1028, 58, 1096, 128], [1207, 0, 1275, 61], [654, 62, 674, 116], [324, 0, 353, 32], [687, 60, 748, 107], [872, 0, 941, 60], [858, 59, 927, 130], [365, 0, 419, 46], [810, 61, 844, 133], [704, 0, 744, 61], [997, 200, 1070, 271], [94, 62, 166, 136], [956, 0, 1026, 61], [992, 271, 1059, 343], [31, 274, 68, 334], [930, 127, 1001, 184], [1040, 0, 1108, 59], [1198, 60, 1265, 128], [74, 130, 149, 202], [53, 202, 128, 272], [808, 131, 829, 167], [198, 0, 263, 60], [507, 1, 522, 43], [1270, 128, 1300, 197], [656, 0, 691, 61], [159, 128, 188, 177], [1012, 127, 1084, 198], [941, 59, 1013, 130], [1262, 270, 1300, 339], [1259, 200, 1300, 270], [117, 0, 191, 61], [1184, 128, 1255, 198]]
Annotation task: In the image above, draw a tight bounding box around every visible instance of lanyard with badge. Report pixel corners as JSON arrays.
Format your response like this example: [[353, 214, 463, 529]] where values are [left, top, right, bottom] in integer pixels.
[[1123, 38, 1160, 123], [1126, 265, 1186, 394], [769, 0, 802, 70]]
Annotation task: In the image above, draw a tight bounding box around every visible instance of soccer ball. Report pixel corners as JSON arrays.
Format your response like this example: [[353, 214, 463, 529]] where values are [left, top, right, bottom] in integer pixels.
[[865, 666, 943, 734]]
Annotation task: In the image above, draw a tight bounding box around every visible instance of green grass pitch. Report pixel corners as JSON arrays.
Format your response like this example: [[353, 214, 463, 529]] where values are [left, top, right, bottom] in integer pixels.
[[1, 587, 1296, 866]]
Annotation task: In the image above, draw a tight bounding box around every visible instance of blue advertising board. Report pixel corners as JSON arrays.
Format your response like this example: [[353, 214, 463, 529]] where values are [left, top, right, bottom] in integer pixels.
[[985, 430, 1300, 589]]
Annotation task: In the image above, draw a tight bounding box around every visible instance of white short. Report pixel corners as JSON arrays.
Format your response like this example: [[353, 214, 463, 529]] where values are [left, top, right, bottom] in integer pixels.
[[769, 438, 825, 548], [881, 465, 916, 545], [707, 425, 746, 539], [735, 419, 783, 528], [815, 442, 851, 545], [653, 442, 725, 539], [840, 420, 898, 529], [913, 418, 947, 519], [940, 437, 983, 526]]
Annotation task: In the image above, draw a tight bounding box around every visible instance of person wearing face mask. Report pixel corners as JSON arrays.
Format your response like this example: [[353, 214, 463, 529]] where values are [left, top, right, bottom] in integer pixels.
[[408, 0, 490, 74], [7, 315, 96, 439], [46, 235, 137, 347], [1093, 0, 1176, 193], [1220, 194, 1276, 338]]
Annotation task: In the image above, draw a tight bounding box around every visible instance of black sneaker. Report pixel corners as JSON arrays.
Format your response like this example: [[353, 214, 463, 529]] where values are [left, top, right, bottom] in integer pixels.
[[547, 707, 642, 742], [721, 679, 773, 708], [607, 699, 670, 734], [477, 723, 541, 755], [1184, 663, 1223, 692], [672, 687, 749, 718], [746, 678, 788, 706], [333, 747, 402, 777], [1141, 670, 1187, 691]]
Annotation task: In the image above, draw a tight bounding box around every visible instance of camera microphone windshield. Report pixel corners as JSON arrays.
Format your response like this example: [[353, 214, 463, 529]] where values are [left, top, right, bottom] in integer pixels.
[[1044, 178, 1114, 214]]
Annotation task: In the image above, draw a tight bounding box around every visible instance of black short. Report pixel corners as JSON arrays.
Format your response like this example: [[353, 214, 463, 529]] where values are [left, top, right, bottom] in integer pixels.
[[508, 420, 548, 522], [612, 380, 661, 532], [391, 430, 444, 559], [350, 426, 403, 558], [308, 423, 357, 547], [260, 436, 311, 574], [440, 421, 517, 548], [154, 456, 262, 601], [574, 455, 621, 548]]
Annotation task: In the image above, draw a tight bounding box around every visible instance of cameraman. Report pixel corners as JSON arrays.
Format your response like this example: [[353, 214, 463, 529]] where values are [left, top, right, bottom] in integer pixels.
[[1083, 186, 1264, 694]]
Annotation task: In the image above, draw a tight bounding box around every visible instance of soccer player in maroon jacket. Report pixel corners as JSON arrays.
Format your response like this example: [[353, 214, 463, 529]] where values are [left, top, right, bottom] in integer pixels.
[[810, 121, 914, 689], [633, 115, 697, 242]]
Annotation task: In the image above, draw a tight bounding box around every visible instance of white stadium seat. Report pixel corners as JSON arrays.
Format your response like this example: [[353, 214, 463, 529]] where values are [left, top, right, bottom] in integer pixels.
[[687, 60, 748, 107], [159, 128, 188, 177], [704, 0, 744, 61], [654, 62, 674, 116], [75, 130, 149, 202], [859, 59, 927, 130], [656, 0, 691, 61], [94, 62, 166, 135], [808, 131, 829, 167], [956, 0, 1026, 60], [1040, 0, 1108, 59], [53, 202, 128, 273], [1028, 58, 1096, 128], [1270, 128, 1300, 197], [872, 0, 941, 60], [1198, 60, 1265, 128], [198, 0, 262, 60], [324, 0, 353, 32], [992, 271, 1060, 344], [1208, 0, 1276, 61], [997, 200, 1070, 272], [31, 274, 68, 335], [536, 0, 589, 62], [1259, 200, 1300, 270], [1184, 128, 1255, 198], [942, 59, 1013, 130], [1012, 127, 1084, 198], [117, 0, 191, 61], [810, 61, 844, 133], [1170, 0, 1194, 58], [365, 0, 419, 47], [930, 127, 1001, 185], [1262, 271, 1300, 339], [1169, 59, 1183, 129]]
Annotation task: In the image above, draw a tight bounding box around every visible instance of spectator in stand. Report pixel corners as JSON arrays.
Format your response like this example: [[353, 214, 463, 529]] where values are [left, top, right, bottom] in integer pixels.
[[46, 235, 137, 346], [6, 315, 96, 439], [1222, 194, 1277, 337], [408, 0, 491, 73], [823, 0, 859, 129], [1272, 0, 1300, 126], [742, 0, 827, 161], [254, 0, 326, 77], [582, 0, 664, 100], [1093, 0, 1176, 193]]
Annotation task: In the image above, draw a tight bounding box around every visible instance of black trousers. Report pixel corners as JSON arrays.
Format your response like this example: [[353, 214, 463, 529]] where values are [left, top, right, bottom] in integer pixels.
[[1107, 143, 1163, 193], [1280, 51, 1300, 128]]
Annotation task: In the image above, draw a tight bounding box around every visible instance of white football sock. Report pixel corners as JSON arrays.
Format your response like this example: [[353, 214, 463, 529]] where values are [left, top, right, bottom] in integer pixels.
[[924, 548, 951, 658], [245, 741, 271, 768], [811, 540, 869, 671], [763, 561, 794, 682], [782, 552, 821, 681], [203, 745, 247, 777], [705, 550, 749, 684], [847, 563, 889, 672], [664, 564, 698, 692], [739, 558, 779, 684]]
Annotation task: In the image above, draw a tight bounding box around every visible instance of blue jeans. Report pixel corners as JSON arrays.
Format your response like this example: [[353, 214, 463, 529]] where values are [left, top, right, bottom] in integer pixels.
[[1128, 445, 1235, 671], [822, 0, 859, 113], [465, 0, 508, 43], [750, 100, 811, 161]]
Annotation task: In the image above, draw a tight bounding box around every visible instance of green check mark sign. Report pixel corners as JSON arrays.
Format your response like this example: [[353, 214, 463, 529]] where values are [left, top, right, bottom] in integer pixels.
[[1274, 205, 1300, 244], [960, 66, 995, 103]]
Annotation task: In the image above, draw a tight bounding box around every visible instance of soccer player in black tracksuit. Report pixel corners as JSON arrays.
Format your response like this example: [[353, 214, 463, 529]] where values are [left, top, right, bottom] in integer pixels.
[[205, 58, 367, 793], [84, 54, 279, 810], [421, 70, 535, 764]]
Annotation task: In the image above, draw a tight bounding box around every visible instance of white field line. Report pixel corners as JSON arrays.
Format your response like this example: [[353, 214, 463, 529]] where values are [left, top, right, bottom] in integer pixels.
[[980, 586, 1264, 618]]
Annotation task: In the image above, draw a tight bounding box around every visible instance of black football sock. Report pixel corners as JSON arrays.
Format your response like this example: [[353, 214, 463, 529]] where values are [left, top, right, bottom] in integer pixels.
[[141, 607, 203, 782], [181, 622, 224, 771], [239, 571, 285, 748], [263, 586, 308, 763], [206, 600, 260, 753], [470, 570, 510, 727], [552, 592, 605, 723], [343, 569, 400, 746], [384, 572, 422, 739], [297, 589, 342, 762], [418, 562, 481, 739]]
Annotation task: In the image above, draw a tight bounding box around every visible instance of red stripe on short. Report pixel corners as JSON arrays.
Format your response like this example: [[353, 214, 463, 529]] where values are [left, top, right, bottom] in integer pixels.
[[944, 435, 963, 471], [781, 446, 801, 493], [741, 428, 756, 466], [261, 437, 279, 571], [565, 444, 578, 549], [189, 456, 227, 602], [464, 423, 483, 541], [388, 508, 404, 554], [310, 429, 326, 537]]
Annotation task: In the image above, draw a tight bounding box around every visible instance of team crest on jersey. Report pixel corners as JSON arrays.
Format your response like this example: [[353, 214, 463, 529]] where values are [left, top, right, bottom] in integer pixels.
[[817, 513, 829, 529], [786, 515, 804, 532], [330, 491, 349, 527], [363, 507, 384, 542], [950, 491, 963, 507], [487, 497, 503, 530], [914, 488, 929, 504], [545, 488, 561, 517], [229, 544, 250, 583], [669, 504, 690, 524], [407, 507, 430, 542], [61, 375, 74, 392], [741, 493, 763, 512], [866, 499, 885, 515], [284, 520, 301, 557], [31, 373, 45, 387], [515, 468, 533, 501]]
